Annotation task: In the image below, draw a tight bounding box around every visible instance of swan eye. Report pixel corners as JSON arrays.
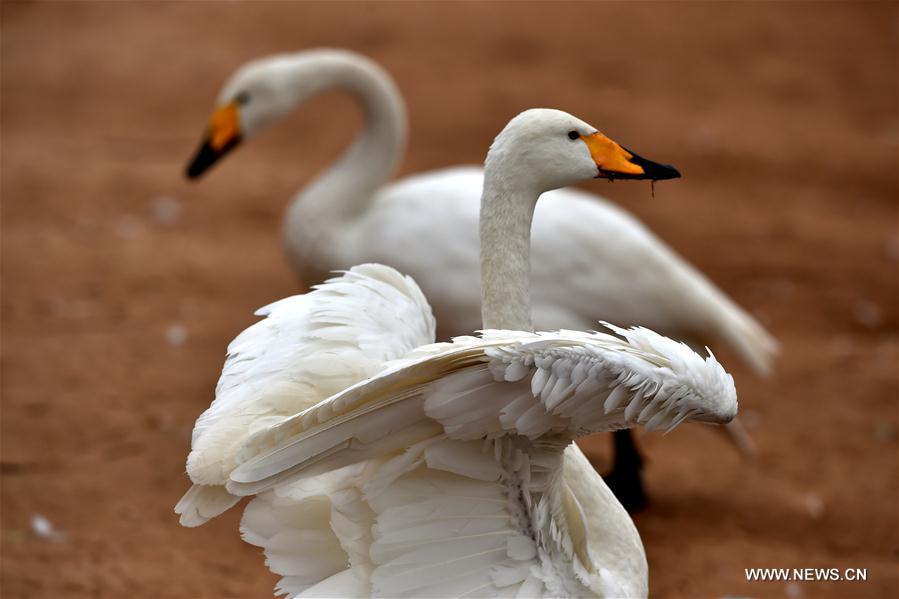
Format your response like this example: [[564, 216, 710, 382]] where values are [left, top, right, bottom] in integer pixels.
[[567, 130, 580, 141], [235, 91, 251, 106]]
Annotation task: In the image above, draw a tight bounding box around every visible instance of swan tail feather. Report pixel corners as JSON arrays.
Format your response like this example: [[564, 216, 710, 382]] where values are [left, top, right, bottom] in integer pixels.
[[719, 416, 758, 458], [709, 293, 779, 378], [174, 484, 240, 527]]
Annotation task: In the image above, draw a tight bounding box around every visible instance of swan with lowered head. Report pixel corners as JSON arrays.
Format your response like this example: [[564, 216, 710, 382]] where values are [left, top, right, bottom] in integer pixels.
[[178, 108, 738, 598], [185, 49, 771, 507]]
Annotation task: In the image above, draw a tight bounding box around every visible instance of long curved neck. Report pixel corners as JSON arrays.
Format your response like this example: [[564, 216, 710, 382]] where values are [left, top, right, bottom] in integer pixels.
[[282, 52, 406, 273], [479, 169, 539, 332]]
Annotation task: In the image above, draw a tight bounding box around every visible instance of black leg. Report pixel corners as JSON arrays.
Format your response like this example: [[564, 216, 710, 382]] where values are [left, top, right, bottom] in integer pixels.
[[603, 429, 648, 512]]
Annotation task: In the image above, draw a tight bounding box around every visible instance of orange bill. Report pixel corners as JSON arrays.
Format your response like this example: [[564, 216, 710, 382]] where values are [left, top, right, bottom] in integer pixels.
[[580, 132, 680, 181], [185, 102, 243, 179]]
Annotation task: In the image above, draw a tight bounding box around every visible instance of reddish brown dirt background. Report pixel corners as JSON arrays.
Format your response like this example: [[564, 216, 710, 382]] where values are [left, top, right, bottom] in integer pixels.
[[2, 2, 897, 598]]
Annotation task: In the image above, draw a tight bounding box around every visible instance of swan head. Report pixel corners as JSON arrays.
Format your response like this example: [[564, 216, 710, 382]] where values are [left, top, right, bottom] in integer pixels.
[[485, 108, 680, 193], [185, 54, 335, 179]]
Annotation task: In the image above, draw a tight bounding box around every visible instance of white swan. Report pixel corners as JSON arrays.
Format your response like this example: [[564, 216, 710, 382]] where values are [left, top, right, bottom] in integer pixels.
[[184, 51, 773, 503], [186, 49, 775, 371], [178, 109, 738, 598]]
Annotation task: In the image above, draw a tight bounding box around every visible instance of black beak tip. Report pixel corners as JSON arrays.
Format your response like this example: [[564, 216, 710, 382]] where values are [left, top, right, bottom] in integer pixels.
[[185, 141, 218, 180], [626, 149, 681, 181], [185, 162, 204, 180], [184, 136, 240, 181], [650, 162, 681, 181]]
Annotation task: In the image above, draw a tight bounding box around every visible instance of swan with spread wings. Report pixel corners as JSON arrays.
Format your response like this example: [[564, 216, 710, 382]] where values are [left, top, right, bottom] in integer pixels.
[[178, 108, 737, 598]]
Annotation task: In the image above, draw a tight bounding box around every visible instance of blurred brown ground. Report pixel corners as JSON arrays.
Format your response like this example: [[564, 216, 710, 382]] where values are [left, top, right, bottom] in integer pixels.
[[1, 2, 897, 598]]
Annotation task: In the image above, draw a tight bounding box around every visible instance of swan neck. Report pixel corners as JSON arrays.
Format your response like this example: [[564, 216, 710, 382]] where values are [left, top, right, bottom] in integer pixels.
[[282, 53, 407, 272], [479, 175, 539, 332], [323, 62, 406, 198]]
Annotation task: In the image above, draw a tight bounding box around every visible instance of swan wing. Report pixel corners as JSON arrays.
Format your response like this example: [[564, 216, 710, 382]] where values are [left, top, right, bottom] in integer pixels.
[[239, 462, 374, 597], [232, 326, 733, 597], [240, 436, 554, 598], [176, 263, 435, 526], [228, 325, 736, 495]]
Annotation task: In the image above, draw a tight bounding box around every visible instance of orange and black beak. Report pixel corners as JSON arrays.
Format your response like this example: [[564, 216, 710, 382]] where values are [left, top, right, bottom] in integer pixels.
[[580, 132, 680, 181], [185, 102, 242, 179]]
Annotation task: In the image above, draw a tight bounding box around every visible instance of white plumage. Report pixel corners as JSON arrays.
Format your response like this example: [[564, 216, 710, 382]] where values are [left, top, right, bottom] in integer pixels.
[[225, 322, 735, 598], [186, 48, 777, 374], [179, 108, 740, 597], [176, 264, 435, 526], [230, 325, 737, 493]]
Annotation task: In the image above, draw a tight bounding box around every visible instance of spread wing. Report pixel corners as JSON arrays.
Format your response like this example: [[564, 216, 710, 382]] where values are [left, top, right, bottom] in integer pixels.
[[175, 264, 435, 526], [232, 325, 735, 597], [228, 325, 737, 495]]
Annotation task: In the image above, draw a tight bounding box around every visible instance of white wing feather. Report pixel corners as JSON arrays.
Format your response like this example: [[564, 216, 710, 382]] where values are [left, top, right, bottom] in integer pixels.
[[229, 325, 736, 495], [227, 324, 735, 598], [175, 264, 435, 526]]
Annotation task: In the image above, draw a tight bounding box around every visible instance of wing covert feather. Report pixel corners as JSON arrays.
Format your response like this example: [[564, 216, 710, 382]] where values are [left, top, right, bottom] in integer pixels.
[[176, 264, 435, 525], [229, 326, 737, 495]]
